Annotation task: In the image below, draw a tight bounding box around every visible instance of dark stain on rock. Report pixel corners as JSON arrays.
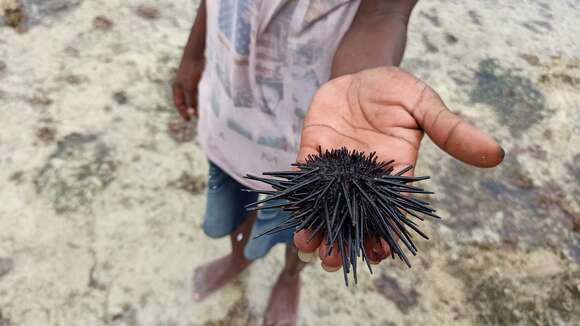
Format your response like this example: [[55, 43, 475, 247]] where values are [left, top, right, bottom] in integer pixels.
[[36, 126, 57, 144], [445, 33, 458, 45], [203, 295, 258, 326], [93, 15, 113, 30], [419, 11, 441, 27], [422, 35, 439, 53], [35, 133, 117, 213], [526, 144, 548, 161], [6, 0, 82, 30], [64, 45, 80, 57], [136, 5, 160, 20], [468, 10, 481, 25], [567, 154, 580, 198], [522, 20, 553, 34], [437, 150, 580, 262], [468, 59, 547, 137], [374, 273, 419, 314], [0, 258, 14, 279], [109, 302, 138, 325], [169, 172, 206, 195], [538, 3, 553, 20], [167, 118, 196, 143], [538, 2, 551, 11], [519, 53, 541, 66], [112, 91, 128, 105], [9, 171, 24, 184], [28, 94, 53, 107], [539, 72, 580, 87], [2, 5, 25, 29], [536, 190, 580, 234], [0, 61, 6, 74], [64, 74, 83, 85], [467, 269, 580, 325], [139, 291, 153, 308]]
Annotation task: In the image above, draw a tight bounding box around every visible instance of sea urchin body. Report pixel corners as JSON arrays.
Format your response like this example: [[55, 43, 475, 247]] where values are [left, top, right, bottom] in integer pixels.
[[245, 147, 440, 285]]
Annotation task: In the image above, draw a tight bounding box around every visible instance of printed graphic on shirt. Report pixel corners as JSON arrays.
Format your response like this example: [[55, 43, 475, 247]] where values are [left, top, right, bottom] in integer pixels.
[[232, 66, 255, 108], [253, 1, 297, 115], [303, 0, 352, 29], [257, 134, 293, 151], [200, 0, 360, 188], [227, 118, 253, 141], [218, 0, 254, 56]]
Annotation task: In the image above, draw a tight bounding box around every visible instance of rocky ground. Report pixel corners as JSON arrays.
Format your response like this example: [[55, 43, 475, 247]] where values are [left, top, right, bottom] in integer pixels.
[[0, 0, 579, 325]]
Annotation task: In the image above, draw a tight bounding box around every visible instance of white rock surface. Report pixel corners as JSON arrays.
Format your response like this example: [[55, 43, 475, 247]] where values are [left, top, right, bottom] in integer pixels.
[[0, 0, 579, 325]]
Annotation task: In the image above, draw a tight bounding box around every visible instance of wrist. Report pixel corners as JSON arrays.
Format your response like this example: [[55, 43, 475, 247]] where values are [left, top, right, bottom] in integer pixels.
[[330, 0, 413, 78]]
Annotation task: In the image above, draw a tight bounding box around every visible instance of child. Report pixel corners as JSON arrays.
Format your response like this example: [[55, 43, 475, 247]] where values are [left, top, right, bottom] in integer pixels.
[[172, 1, 504, 325]]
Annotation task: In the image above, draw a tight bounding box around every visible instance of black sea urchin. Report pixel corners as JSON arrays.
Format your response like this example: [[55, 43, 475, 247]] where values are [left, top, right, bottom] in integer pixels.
[[244, 147, 440, 285]]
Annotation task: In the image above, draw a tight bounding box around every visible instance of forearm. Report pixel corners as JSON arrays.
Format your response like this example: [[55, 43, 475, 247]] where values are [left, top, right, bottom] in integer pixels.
[[182, 0, 207, 62], [330, 0, 417, 78]]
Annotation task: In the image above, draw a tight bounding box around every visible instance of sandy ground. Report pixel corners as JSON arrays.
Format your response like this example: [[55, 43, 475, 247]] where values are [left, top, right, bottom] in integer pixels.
[[0, 0, 579, 325]]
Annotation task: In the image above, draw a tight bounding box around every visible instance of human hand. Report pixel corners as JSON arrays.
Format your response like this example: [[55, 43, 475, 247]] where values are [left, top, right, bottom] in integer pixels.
[[293, 67, 504, 271], [172, 56, 204, 121]]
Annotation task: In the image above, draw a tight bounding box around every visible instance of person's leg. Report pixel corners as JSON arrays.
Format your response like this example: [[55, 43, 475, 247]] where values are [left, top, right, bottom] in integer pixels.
[[193, 161, 258, 301], [262, 245, 306, 326], [193, 211, 257, 301]]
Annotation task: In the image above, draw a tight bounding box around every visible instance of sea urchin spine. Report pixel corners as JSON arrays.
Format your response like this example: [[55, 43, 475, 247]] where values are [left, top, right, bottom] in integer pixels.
[[245, 147, 440, 285]]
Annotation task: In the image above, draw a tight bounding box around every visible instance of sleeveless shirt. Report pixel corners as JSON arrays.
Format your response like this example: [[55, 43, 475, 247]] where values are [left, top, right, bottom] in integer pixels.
[[197, 0, 360, 190]]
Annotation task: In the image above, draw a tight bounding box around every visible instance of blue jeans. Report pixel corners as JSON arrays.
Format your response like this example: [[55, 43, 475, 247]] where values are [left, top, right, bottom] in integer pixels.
[[202, 161, 293, 260]]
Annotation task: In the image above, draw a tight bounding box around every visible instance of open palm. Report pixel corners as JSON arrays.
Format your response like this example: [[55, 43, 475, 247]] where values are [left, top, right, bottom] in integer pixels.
[[293, 67, 504, 269]]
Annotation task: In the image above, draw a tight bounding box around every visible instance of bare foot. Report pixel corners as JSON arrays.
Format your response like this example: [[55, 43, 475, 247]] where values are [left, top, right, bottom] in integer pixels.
[[263, 268, 301, 326], [192, 254, 251, 301]]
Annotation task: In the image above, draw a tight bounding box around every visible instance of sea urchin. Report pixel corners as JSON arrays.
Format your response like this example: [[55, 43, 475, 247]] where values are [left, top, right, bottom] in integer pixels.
[[245, 147, 440, 285]]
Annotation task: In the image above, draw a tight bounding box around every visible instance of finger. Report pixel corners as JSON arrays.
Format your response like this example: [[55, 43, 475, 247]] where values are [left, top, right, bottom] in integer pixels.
[[172, 84, 190, 121], [411, 85, 504, 168], [187, 107, 196, 118], [298, 250, 315, 262], [321, 262, 341, 272], [294, 229, 322, 253], [364, 237, 388, 264], [319, 241, 342, 268], [380, 238, 392, 258], [296, 145, 320, 164], [184, 88, 197, 118]]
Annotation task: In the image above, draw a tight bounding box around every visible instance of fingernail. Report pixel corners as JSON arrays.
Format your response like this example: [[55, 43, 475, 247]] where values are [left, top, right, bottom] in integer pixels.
[[321, 263, 340, 272], [187, 107, 195, 115], [298, 250, 314, 262], [369, 260, 380, 265]]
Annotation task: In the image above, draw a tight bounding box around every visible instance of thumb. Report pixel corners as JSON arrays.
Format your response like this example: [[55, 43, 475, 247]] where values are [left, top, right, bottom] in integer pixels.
[[296, 145, 320, 164], [411, 85, 504, 167]]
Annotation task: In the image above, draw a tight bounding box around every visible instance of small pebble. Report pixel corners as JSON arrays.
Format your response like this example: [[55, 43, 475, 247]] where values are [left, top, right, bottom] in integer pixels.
[[113, 91, 128, 105], [93, 15, 113, 30], [136, 5, 160, 20]]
